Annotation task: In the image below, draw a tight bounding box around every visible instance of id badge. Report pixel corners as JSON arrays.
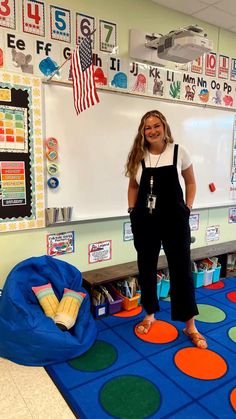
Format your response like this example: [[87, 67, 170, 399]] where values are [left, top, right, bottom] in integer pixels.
[[146, 194, 157, 213]]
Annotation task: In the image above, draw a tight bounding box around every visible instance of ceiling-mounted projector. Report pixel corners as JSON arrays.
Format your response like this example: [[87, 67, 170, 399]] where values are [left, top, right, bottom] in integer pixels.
[[151, 25, 213, 63]]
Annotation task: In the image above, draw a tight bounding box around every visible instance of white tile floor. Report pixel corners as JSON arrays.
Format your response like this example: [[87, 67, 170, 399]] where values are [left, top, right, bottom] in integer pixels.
[[0, 357, 76, 418]]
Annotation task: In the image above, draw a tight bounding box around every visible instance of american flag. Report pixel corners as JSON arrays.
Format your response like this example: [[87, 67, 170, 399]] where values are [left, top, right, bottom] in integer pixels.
[[71, 36, 99, 115]]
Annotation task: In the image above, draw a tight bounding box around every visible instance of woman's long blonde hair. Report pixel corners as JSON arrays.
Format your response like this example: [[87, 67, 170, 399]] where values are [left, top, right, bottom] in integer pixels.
[[125, 110, 174, 178]]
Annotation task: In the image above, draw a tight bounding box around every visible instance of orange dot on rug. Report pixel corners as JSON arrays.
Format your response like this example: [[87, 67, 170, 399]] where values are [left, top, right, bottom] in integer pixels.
[[113, 306, 142, 317], [134, 320, 178, 344], [204, 281, 224, 290], [174, 348, 227, 379], [230, 388, 236, 411], [227, 291, 236, 303]]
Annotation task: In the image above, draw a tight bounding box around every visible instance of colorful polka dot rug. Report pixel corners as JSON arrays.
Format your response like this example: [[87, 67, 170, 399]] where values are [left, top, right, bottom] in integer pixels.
[[46, 276, 236, 418]]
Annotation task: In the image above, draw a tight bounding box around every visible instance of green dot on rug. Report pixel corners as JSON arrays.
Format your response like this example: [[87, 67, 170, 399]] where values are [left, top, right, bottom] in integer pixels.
[[100, 375, 161, 419], [68, 340, 117, 372], [197, 304, 226, 323]]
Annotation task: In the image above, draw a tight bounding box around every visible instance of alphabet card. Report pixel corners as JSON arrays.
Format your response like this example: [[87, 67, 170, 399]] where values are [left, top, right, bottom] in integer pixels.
[[4, 32, 34, 74]]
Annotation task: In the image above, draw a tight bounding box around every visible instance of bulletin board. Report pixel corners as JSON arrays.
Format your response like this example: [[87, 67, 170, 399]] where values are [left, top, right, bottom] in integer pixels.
[[0, 71, 45, 232], [44, 83, 236, 221]]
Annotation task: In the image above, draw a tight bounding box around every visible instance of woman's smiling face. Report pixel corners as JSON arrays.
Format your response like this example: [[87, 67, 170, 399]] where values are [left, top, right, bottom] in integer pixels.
[[144, 115, 165, 147]]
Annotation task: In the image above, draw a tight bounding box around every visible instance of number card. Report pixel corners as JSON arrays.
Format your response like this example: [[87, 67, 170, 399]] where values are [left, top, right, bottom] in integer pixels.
[[99, 19, 117, 53], [50, 6, 71, 43], [0, 0, 16, 29], [22, 0, 45, 37], [76, 12, 95, 48]]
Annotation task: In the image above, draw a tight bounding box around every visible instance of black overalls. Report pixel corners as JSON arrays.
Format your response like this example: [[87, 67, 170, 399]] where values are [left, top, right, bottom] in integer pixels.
[[130, 144, 199, 322]]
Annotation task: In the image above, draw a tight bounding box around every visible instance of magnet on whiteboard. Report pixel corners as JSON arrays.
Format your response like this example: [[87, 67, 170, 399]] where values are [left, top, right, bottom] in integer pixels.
[[47, 177, 59, 188], [46, 137, 58, 150], [47, 162, 59, 175], [209, 182, 216, 192], [46, 149, 58, 161]]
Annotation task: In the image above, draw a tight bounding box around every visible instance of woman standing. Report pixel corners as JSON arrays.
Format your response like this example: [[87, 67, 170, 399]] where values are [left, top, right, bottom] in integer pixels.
[[125, 110, 207, 349]]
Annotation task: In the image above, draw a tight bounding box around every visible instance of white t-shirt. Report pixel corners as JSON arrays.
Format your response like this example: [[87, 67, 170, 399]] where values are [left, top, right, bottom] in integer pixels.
[[136, 143, 192, 184]]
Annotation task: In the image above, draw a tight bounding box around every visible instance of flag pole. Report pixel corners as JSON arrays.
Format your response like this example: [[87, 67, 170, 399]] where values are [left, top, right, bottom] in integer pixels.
[[47, 29, 96, 82]]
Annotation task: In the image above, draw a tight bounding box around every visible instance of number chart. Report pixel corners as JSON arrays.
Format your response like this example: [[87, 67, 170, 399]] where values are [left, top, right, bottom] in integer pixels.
[[22, 0, 45, 37], [0, 106, 27, 152], [76, 12, 95, 48], [50, 6, 71, 43], [99, 19, 117, 53], [0, 0, 16, 29]]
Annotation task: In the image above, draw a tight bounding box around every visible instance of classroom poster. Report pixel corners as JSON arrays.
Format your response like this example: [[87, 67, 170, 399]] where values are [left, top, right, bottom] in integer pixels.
[[0, 70, 45, 232], [47, 231, 74, 256], [228, 207, 236, 223], [189, 213, 199, 231], [88, 240, 112, 264], [206, 225, 220, 242], [123, 221, 133, 241]]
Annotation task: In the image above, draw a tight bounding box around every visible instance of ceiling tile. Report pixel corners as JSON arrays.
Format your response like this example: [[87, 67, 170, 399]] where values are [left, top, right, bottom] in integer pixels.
[[151, 0, 209, 15], [214, 0, 236, 15], [193, 6, 236, 29]]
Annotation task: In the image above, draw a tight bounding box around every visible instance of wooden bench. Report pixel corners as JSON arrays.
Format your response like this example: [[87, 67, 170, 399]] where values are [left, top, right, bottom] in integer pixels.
[[82, 240, 236, 288]]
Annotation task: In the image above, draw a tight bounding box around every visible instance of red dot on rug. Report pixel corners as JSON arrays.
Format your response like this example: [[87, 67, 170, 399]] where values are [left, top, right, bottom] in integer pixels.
[[227, 291, 236, 303], [134, 320, 178, 343], [113, 306, 142, 317], [204, 281, 224, 290], [174, 348, 227, 379], [230, 388, 236, 411]]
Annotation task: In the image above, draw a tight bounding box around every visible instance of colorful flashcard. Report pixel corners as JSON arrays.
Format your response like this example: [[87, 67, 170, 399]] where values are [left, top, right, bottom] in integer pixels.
[[229, 207, 236, 223], [99, 19, 117, 53], [88, 240, 112, 264], [147, 65, 166, 97], [218, 54, 229, 79], [191, 56, 203, 74], [206, 225, 220, 242], [189, 213, 199, 231], [0, 161, 26, 206], [230, 58, 236, 82], [93, 50, 109, 88], [0, 0, 16, 29], [129, 61, 148, 94], [47, 231, 74, 256], [108, 56, 128, 91], [50, 6, 71, 43], [76, 12, 95, 47], [0, 106, 27, 152], [205, 52, 217, 77], [165, 70, 182, 101], [5, 32, 34, 74], [123, 222, 133, 241], [22, 0, 45, 37]]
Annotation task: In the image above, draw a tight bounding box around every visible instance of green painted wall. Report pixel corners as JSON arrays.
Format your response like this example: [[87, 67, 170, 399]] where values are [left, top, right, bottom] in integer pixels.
[[0, 0, 236, 287]]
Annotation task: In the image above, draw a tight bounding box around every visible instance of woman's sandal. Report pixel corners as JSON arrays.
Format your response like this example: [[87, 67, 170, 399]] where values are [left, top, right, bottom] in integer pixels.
[[136, 319, 155, 334], [183, 328, 208, 349]]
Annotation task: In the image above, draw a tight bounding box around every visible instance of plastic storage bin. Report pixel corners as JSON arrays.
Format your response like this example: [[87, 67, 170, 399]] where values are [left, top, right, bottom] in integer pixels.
[[92, 302, 108, 318], [112, 286, 140, 311], [160, 278, 170, 298], [106, 286, 124, 315], [157, 281, 161, 299], [212, 265, 221, 283], [192, 271, 204, 288], [203, 268, 214, 286]]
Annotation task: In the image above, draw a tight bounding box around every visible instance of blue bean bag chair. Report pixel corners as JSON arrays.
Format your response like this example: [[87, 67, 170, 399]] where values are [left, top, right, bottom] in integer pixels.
[[0, 256, 97, 366]]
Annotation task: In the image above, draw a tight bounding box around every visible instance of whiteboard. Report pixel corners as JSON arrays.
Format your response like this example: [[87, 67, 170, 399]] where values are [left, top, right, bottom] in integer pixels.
[[43, 83, 236, 221]]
